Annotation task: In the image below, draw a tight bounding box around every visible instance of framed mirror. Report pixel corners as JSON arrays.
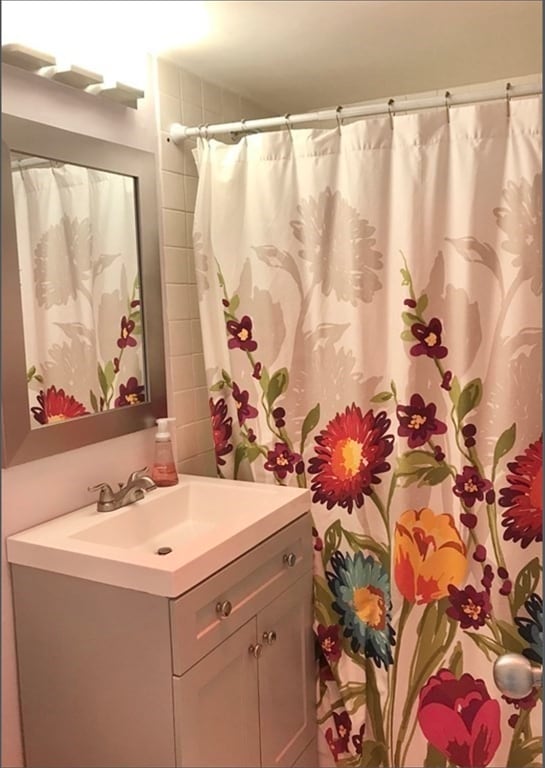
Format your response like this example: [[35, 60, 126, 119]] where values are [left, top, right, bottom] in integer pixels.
[[2, 113, 167, 467]]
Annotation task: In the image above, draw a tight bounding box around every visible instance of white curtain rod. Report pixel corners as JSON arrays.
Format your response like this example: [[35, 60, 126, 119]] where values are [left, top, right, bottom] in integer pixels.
[[170, 81, 542, 143]]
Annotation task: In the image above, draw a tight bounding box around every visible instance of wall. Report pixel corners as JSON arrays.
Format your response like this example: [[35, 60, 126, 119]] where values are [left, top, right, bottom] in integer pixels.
[[1, 56, 271, 768], [153, 57, 269, 475]]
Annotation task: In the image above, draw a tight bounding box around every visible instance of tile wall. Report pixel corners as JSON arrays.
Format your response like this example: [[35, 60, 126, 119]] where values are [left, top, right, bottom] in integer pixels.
[[154, 58, 269, 477]]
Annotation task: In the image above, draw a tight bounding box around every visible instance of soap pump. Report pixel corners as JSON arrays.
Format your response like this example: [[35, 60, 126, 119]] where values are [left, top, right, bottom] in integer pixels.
[[151, 417, 179, 487]]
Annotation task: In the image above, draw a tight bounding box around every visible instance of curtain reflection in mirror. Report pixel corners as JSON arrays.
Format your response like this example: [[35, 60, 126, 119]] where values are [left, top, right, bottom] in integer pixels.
[[11, 154, 146, 428]]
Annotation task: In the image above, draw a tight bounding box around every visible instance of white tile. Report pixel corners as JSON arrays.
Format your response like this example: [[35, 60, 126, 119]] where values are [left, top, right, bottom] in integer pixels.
[[181, 69, 202, 107], [164, 246, 189, 284], [184, 175, 198, 212], [159, 131, 184, 173], [179, 450, 217, 477], [186, 212, 195, 247], [166, 284, 192, 320], [176, 422, 199, 461], [195, 418, 214, 454], [174, 389, 196, 424], [159, 92, 182, 132], [161, 170, 185, 211], [191, 319, 203, 353], [193, 353, 207, 387], [194, 387, 210, 419], [221, 89, 241, 122], [162, 210, 186, 247], [202, 80, 222, 112], [156, 57, 180, 99], [187, 248, 196, 284], [203, 109, 221, 127], [172, 355, 196, 391], [187, 284, 199, 319], [182, 100, 203, 126], [168, 320, 192, 356]]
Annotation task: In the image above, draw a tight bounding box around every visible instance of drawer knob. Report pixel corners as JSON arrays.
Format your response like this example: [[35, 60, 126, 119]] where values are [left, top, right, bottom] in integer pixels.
[[249, 643, 263, 659], [263, 630, 277, 645], [216, 600, 232, 619], [283, 552, 297, 567]]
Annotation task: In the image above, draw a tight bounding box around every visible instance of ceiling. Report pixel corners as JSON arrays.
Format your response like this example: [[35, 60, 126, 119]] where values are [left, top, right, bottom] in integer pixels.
[[162, 0, 542, 113]]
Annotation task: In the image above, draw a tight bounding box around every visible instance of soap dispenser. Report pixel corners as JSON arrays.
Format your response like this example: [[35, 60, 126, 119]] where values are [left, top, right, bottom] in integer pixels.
[[151, 418, 179, 487]]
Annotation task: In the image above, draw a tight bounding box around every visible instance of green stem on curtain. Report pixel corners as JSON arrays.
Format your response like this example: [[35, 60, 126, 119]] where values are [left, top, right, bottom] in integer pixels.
[[369, 489, 391, 548], [364, 658, 389, 767], [386, 598, 412, 761]]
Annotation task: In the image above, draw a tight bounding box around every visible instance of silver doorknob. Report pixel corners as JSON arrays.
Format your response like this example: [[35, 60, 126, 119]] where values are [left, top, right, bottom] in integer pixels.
[[216, 600, 232, 619], [283, 552, 296, 567], [249, 643, 263, 658], [493, 653, 542, 699], [263, 630, 277, 645]]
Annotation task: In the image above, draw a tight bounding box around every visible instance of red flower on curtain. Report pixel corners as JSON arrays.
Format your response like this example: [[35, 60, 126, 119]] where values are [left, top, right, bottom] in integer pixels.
[[31, 385, 89, 424], [417, 669, 501, 767], [308, 404, 393, 513], [499, 434, 543, 548], [209, 397, 233, 466]]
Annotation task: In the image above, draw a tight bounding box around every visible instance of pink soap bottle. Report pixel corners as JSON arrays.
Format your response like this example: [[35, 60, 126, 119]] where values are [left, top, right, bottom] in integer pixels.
[[151, 418, 179, 487]]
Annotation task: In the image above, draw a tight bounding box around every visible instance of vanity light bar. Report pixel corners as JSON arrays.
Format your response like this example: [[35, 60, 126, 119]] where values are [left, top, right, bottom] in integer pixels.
[[1, 43, 144, 109]]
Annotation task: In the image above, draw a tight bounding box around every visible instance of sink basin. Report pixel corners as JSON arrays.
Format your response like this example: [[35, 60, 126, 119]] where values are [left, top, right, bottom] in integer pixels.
[[7, 475, 310, 597]]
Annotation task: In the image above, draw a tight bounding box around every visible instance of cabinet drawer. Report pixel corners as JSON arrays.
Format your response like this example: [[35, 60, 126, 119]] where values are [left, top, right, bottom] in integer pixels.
[[169, 513, 311, 675]]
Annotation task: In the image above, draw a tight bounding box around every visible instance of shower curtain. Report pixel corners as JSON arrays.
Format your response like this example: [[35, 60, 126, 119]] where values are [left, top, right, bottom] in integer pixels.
[[192, 96, 542, 767], [12, 161, 145, 426]]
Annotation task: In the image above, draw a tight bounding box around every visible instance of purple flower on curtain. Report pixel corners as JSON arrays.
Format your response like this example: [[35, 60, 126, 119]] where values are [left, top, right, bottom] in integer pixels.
[[114, 377, 145, 407], [117, 315, 137, 348], [316, 624, 342, 662], [410, 317, 448, 359], [441, 370, 453, 390], [226, 315, 258, 351], [396, 394, 447, 448], [264, 442, 302, 480], [231, 382, 258, 425], [453, 466, 492, 507], [352, 724, 366, 755], [332, 711, 352, 752], [209, 397, 233, 466], [446, 584, 492, 629]]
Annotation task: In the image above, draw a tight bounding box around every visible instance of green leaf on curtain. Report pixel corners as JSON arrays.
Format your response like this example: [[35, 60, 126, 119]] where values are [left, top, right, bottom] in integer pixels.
[[89, 389, 99, 413], [221, 369, 232, 386], [229, 295, 240, 313], [400, 329, 414, 342], [448, 376, 461, 407], [245, 443, 262, 463], [370, 391, 393, 403], [508, 735, 543, 767], [416, 294, 429, 314], [97, 363, 108, 399], [259, 367, 270, 394], [323, 519, 342, 565], [396, 450, 450, 488], [397, 449, 436, 474], [364, 659, 387, 749], [234, 443, 246, 478], [400, 268, 410, 286], [421, 464, 451, 486], [209, 380, 225, 392], [456, 378, 482, 421], [300, 403, 320, 451], [402, 311, 420, 326], [341, 529, 389, 572], [465, 632, 504, 661], [360, 740, 388, 768], [423, 743, 447, 768], [492, 422, 517, 471], [26, 366, 36, 383], [447, 641, 463, 677], [313, 575, 337, 625], [495, 619, 526, 654], [513, 557, 541, 614], [35, 374, 44, 383], [266, 367, 289, 407], [104, 360, 115, 389]]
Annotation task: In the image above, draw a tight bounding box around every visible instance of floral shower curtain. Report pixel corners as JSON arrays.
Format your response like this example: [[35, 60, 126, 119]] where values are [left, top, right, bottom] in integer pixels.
[[193, 95, 542, 767], [12, 159, 145, 426]]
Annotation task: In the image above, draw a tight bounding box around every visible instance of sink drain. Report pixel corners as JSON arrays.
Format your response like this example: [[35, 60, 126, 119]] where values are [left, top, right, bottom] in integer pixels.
[[156, 546, 173, 555]]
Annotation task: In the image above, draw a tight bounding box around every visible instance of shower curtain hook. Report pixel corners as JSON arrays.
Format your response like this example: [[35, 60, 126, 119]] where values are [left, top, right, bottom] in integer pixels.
[[444, 91, 451, 124], [284, 113, 293, 138], [506, 82, 512, 117], [387, 99, 395, 130], [335, 105, 344, 134]]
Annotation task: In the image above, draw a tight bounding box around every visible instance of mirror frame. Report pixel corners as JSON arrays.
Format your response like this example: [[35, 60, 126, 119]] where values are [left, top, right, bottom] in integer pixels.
[[1, 113, 167, 467]]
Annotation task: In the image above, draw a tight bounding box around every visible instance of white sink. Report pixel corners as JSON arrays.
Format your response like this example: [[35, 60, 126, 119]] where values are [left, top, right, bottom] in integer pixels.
[[6, 475, 310, 597]]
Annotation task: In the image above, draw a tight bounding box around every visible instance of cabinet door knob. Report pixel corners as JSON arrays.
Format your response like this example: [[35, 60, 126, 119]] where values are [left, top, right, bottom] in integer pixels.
[[283, 552, 297, 567], [216, 600, 232, 619], [249, 643, 263, 659], [263, 630, 277, 645]]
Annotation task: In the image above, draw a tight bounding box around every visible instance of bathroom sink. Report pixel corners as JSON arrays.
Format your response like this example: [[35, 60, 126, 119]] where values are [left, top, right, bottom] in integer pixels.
[[7, 475, 310, 597]]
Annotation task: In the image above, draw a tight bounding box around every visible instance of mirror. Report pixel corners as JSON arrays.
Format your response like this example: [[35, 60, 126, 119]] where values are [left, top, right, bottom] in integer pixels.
[[2, 114, 167, 466]]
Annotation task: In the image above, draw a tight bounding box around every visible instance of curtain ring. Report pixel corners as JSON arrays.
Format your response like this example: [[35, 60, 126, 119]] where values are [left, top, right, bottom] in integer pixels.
[[198, 124, 210, 141], [506, 82, 512, 118], [335, 105, 343, 134], [444, 90, 451, 124], [284, 113, 293, 138], [387, 98, 395, 130]]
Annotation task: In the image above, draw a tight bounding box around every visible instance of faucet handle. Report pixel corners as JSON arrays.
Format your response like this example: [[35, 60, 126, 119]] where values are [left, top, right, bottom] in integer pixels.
[[88, 482, 115, 502], [127, 467, 151, 484]]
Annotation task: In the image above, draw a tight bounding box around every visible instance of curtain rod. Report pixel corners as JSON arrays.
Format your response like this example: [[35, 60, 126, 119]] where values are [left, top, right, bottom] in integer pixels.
[[170, 81, 542, 143]]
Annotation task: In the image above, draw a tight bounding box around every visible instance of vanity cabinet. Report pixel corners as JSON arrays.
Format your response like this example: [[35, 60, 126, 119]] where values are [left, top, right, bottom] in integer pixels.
[[11, 513, 317, 768]]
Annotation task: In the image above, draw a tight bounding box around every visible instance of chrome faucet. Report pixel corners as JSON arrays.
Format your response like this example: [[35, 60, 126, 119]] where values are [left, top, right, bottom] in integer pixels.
[[88, 468, 157, 512]]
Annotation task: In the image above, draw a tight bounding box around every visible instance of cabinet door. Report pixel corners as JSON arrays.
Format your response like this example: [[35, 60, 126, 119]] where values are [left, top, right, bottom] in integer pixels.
[[173, 618, 261, 768], [257, 572, 315, 768]]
